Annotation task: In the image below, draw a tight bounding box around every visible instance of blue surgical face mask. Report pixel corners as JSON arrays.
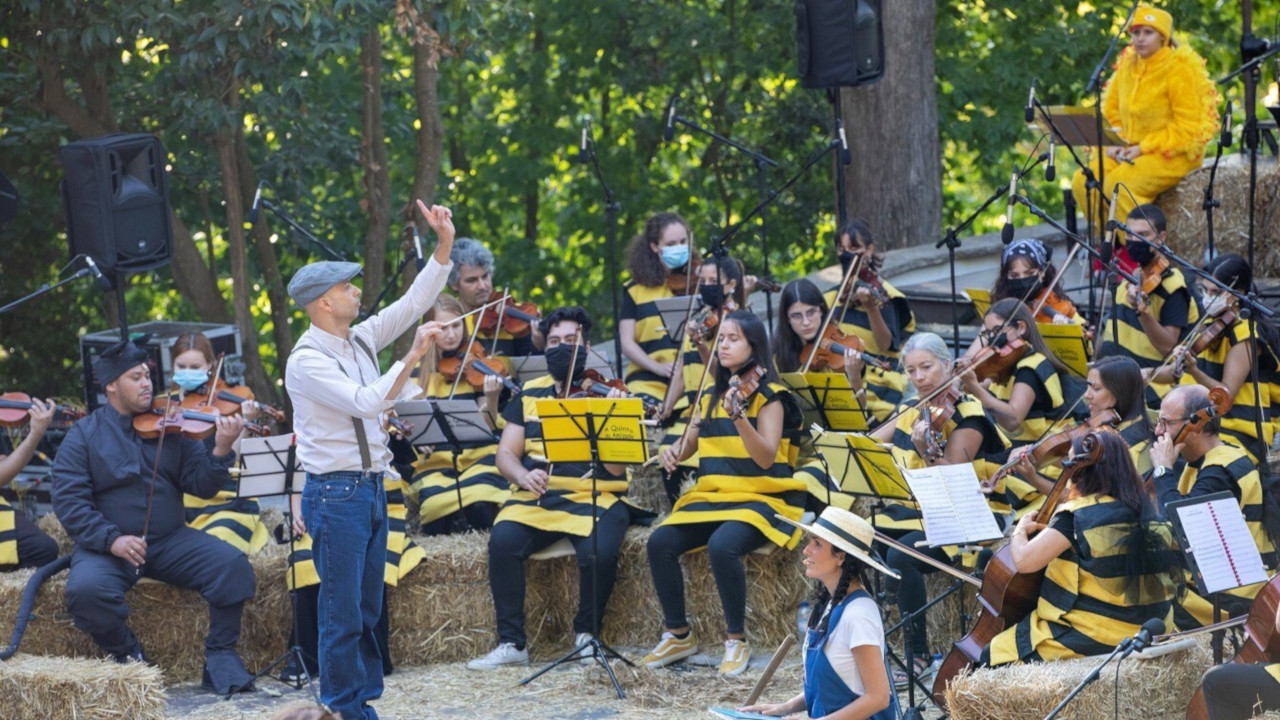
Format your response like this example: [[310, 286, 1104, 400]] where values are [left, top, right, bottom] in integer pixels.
[[660, 244, 690, 270], [173, 369, 209, 391]]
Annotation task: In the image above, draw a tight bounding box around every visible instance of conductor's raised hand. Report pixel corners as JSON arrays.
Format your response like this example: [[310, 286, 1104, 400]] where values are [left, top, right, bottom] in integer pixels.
[[416, 200, 456, 259]]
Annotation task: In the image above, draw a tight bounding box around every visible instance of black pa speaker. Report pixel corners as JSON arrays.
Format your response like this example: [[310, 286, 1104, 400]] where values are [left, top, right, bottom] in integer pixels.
[[60, 133, 174, 275], [795, 0, 884, 89]]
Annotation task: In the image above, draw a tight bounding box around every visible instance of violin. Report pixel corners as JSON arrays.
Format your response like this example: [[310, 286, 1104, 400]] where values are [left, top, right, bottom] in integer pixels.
[[1034, 289, 1079, 324], [754, 277, 783, 293], [133, 402, 270, 440], [1134, 256, 1170, 314], [723, 365, 767, 420], [688, 296, 739, 345], [0, 392, 85, 428], [933, 431, 1107, 709], [1189, 299, 1240, 356], [836, 257, 891, 308], [666, 258, 703, 296], [438, 342, 521, 395], [988, 409, 1119, 488], [179, 384, 287, 423], [478, 291, 541, 338], [921, 385, 963, 462], [573, 369, 660, 417], [800, 324, 893, 372], [1186, 573, 1280, 720], [968, 333, 1030, 385]]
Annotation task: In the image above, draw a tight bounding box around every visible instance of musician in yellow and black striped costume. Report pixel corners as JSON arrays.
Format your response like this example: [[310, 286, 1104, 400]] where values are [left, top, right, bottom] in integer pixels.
[[467, 306, 649, 671], [408, 295, 510, 535], [643, 309, 805, 677], [1096, 205, 1198, 407], [619, 212, 693, 407], [1151, 385, 1279, 630], [984, 431, 1179, 665]]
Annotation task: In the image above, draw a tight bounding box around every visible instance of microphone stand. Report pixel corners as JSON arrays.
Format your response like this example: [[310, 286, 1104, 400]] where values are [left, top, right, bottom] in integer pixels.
[[257, 199, 348, 262], [669, 111, 780, 334], [935, 153, 1048, 354], [1083, 0, 1140, 247], [1043, 635, 1147, 720], [581, 128, 626, 379], [0, 268, 97, 315], [1201, 108, 1232, 262]]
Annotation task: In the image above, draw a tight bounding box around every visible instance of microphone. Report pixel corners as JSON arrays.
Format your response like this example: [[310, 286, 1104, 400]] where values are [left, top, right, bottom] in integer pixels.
[[1222, 101, 1233, 147], [663, 94, 677, 142], [407, 224, 425, 271], [1045, 138, 1056, 181], [248, 180, 265, 225], [1121, 617, 1165, 653], [579, 122, 589, 164], [1025, 78, 1036, 124], [1001, 170, 1018, 244], [836, 119, 852, 166], [1101, 184, 1121, 249], [83, 255, 113, 292]]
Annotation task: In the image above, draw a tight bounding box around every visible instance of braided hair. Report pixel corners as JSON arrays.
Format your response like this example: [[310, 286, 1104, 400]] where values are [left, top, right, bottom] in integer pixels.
[[808, 551, 871, 636]]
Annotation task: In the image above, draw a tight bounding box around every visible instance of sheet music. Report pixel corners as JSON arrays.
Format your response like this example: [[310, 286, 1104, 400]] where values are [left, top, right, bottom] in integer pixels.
[[1172, 495, 1269, 595], [903, 463, 1002, 546]]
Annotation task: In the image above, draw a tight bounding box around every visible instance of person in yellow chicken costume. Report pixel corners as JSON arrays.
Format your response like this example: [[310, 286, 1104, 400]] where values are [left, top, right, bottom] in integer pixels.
[[1071, 4, 1220, 233]]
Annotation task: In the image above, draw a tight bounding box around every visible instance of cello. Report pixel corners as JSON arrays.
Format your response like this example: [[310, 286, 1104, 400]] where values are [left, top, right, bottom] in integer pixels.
[[1185, 574, 1280, 720], [932, 431, 1106, 709]]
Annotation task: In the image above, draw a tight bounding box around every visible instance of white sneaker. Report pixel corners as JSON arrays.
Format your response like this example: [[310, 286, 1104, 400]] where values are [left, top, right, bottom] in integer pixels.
[[571, 632, 595, 665], [466, 642, 529, 670]]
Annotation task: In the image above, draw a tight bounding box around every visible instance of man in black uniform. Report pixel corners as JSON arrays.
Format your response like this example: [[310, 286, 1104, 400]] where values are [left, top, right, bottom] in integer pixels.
[[52, 338, 256, 694]]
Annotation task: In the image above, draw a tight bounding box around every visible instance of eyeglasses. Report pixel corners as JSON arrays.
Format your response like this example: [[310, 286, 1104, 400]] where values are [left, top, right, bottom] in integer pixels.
[[1155, 415, 1187, 428], [788, 307, 822, 324]]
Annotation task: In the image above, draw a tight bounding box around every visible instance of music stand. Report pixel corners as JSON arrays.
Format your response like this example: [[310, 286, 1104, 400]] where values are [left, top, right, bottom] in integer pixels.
[[1030, 105, 1127, 147], [519, 397, 648, 698], [781, 372, 871, 432], [809, 429, 912, 510], [1038, 322, 1091, 378], [901, 463, 1004, 548], [394, 398, 497, 531], [654, 296, 698, 344], [234, 434, 321, 705]]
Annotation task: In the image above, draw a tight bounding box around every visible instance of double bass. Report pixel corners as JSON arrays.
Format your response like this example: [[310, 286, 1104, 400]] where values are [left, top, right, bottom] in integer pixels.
[[932, 431, 1106, 709]]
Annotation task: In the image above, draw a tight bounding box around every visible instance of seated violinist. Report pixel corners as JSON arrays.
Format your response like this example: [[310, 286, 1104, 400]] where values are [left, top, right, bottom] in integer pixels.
[[169, 332, 270, 554], [1151, 385, 1280, 630], [0, 396, 59, 570], [51, 338, 256, 693], [981, 430, 1179, 666], [990, 238, 1084, 326], [1096, 204, 1199, 407], [448, 237, 544, 356], [468, 306, 645, 670], [1198, 608, 1280, 720], [408, 294, 510, 535]]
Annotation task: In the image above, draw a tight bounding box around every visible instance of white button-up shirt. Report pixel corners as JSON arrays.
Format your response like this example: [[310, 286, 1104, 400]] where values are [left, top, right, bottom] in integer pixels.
[[285, 257, 452, 476]]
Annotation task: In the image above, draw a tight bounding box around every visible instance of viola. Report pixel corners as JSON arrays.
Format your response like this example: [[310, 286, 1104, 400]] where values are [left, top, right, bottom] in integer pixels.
[[1134, 256, 1170, 314], [723, 365, 767, 420], [921, 385, 963, 462], [988, 409, 1120, 488], [0, 392, 85, 428], [477, 291, 541, 338], [1186, 574, 1280, 719], [573, 369, 659, 417], [800, 324, 893, 372], [133, 402, 270, 440], [933, 431, 1107, 710], [688, 296, 739, 345], [438, 342, 521, 395], [179, 383, 287, 423], [1173, 386, 1232, 446]]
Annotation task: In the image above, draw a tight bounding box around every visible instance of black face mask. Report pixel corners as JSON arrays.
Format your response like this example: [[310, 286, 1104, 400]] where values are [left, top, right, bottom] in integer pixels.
[[699, 284, 725, 309], [1005, 275, 1042, 300], [1128, 240, 1156, 266], [838, 250, 857, 274], [546, 343, 587, 384]]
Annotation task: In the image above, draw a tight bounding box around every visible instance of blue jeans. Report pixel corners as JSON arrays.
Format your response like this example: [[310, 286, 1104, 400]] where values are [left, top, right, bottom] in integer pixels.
[[302, 471, 387, 720]]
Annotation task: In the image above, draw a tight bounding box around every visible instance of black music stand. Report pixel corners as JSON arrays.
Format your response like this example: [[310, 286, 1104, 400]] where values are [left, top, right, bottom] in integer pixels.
[[234, 434, 322, 705], [394, 398, 496, 532], [518, 397, 649, 699]]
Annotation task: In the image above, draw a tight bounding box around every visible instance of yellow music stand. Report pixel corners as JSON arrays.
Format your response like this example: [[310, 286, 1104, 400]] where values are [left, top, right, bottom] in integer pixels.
[[1039, 322, 1092, 377], [810, 428, 913, 506], [780, 372, 871, 432], [965, 287, 992, 319]]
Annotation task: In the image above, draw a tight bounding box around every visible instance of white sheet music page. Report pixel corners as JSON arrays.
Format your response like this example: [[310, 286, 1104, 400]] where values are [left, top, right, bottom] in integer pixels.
[[1174, 497, 1269, 594], [902, 462, 1002, 546]]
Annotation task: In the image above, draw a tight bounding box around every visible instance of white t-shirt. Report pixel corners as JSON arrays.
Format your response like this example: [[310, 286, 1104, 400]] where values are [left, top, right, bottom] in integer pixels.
[[804, 594, 886, 696]]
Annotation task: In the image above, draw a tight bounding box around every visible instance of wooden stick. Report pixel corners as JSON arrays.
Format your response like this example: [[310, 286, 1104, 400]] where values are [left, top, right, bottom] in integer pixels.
[[873, 531, 981, 588], [744, 635, 797, 706]]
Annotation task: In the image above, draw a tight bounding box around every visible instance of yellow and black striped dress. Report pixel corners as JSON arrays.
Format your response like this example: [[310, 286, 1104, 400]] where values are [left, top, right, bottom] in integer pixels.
[[408, 372, 508, 529], [877, 395, 1012, 537], [621, 281, 682, 405], [185, 437, 268, 554], [1170, 444, 1277, 629], [286, 475, 426, 591], [657, 329, 710, 483], [0, 499, 16, 566], [1117, 417, 1155, 477], [1186, 319, 1275, 464], [988, 494, 1177, 665], [986, 352, 1068, 516], [824, 282, 915, 424], [1097, 265, 1199, 406], [491, 375, 634, 536], [661, 384, 806, 549]]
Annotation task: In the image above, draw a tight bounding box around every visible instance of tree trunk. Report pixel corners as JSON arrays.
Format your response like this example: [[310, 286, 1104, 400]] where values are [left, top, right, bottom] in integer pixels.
[[359, 29, 392, 318], [839, 0, 941, 251]]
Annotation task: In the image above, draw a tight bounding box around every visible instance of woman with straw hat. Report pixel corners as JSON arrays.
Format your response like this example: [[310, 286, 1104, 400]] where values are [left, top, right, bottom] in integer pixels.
[[739, 507, 898, 720]]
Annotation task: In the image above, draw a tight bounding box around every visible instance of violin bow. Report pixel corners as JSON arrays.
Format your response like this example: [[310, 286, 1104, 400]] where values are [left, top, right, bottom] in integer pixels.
[[657, 284, 702, 417], [803, 252, 864, 375], [488, 287, 513, 357], [205, 353, 226, 404], [447, 307, 489, 400], [138, 392, 178, 576]]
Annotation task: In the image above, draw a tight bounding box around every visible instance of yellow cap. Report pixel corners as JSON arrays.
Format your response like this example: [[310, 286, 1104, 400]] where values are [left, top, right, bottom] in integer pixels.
[[1129, 5, 1173, 40]]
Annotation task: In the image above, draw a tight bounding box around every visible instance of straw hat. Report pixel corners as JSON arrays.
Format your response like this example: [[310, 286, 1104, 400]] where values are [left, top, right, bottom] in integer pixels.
[[1129, 5, 1173, 40], [777, 506, 899, 579]]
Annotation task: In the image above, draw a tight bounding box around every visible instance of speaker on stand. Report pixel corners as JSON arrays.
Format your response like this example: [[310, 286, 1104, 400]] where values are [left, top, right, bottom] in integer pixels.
[[794, 0, 884, 90]]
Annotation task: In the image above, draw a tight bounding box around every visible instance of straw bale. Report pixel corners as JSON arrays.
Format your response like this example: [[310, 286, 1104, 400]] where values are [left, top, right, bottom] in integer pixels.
[[627, 463, 670, 516], [942, 637, 1212, 720], [35, 512, 73, 556], [1157, 157, 1280, 275], [0, 653, 165, 720]]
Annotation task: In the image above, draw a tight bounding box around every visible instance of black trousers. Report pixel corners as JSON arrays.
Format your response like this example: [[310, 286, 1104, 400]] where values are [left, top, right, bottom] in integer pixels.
[[287, 583, 393, 677], [487, 502, 630, 647], [647, 520, 767, 636], [420, 501, 499, 537], [884, 529, 950, 658], [64, 526, 255, 656], [3, 510, 59, 570], [1201, 663, 1280, 720]]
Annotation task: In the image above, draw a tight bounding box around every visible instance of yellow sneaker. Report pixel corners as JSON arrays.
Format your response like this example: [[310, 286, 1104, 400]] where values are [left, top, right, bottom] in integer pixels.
[[719, 639, 751, 676], [641, 631, 698, 669]]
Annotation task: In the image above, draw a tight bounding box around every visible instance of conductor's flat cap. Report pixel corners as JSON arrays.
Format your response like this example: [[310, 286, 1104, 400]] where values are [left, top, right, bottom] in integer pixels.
[[288, 261, 362, 307]]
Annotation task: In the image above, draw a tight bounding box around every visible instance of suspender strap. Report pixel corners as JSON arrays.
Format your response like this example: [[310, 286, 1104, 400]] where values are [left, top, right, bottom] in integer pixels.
[[294, 334, 380, 471]]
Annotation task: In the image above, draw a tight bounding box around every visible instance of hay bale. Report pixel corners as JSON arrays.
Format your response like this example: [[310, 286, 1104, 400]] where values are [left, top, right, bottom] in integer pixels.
[[0, 653, 165, 720], [942, 637, 1212, 720], [35, 513, 73, 557], [1157, 156, 1280, 275]]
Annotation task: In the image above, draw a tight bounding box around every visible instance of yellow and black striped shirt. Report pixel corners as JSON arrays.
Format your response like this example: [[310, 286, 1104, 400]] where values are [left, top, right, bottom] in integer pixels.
[[0, 499, 16, 566], [622, 281, 681, 404], [1187, 319, 1274, 463], [823, 282, 915, 424], [1098, 264, 1198, 404]]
